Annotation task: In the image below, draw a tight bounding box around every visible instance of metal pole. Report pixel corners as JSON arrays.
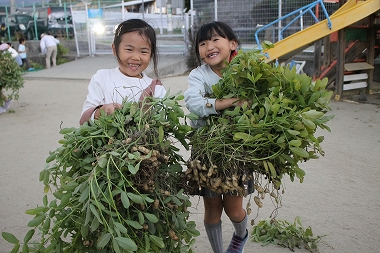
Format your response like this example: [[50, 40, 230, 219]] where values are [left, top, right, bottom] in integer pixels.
[[85, 3, 92, 56], [6, 6, 10, 40], [214, 0, 217, 21], [122, 0, 125, 20], [167, 0, 173, 33], [64, 3, 69, 39], [160, 1, 163, 35], [278, 0, 282, 42], [71, 4, 80, 57], [190, 0, 193, 28], [142, 0, 144, 19], [33, 4, 38, 40]]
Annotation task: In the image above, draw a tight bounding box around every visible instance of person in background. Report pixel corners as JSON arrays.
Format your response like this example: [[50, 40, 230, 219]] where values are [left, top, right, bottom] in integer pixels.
[[79, 19, 166, 125], [18, 38, 34, 71], [184, 21, 251, 253], [39, 33, 60, 68], [6, 42, 22, 66]]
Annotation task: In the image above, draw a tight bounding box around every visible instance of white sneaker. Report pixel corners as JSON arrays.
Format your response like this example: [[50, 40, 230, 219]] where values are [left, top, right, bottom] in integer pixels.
[[0, 107, 6, 114], [3, 100, 12, 110]]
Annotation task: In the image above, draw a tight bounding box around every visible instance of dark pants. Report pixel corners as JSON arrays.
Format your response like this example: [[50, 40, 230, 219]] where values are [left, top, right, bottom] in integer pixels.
[[21, 58, 30, 69]]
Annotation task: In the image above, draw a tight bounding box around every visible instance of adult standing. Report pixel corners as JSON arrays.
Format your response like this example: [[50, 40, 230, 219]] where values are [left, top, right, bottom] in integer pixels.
[[40, 33, 60, 68]]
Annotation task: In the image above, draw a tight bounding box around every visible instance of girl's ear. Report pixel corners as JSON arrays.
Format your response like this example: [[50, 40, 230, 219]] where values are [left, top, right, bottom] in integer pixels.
[[230, 40, 238, 51], [112, 43, 117, 56]]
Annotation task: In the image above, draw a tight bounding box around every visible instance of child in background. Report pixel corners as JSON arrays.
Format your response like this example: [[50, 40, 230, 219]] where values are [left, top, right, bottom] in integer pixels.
[[79, 19, 167, 125], [6, 42, 22, 66], [18, 38, 34, 71], [184, 21, 251, 253]]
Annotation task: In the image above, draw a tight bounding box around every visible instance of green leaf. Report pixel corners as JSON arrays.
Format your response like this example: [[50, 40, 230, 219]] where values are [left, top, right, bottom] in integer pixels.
[[289, 139, 302, 147], [25, 206, 49, 215], [2, 232, 19, 244], [107, 127, 117, 137], [121, 192, 130, 208], [114, 222, 129, 234], [302, 110, 324, 120], [27, 215, 46, 227], [22, 243, 29, 253], [126, 220, 143, 229], [43, 195, 48, 206], [78, 185, 90, 203], [138, 211, 144, 225], [159, 126, 164, 143], [267, 161, 277, 178], [186, 112, 199, 120], [115, 237, 138, 251], [127, 192, 144, 204], [128, 164, 139, 175], [287, 129, 300, 136], [149, 235, 165, 248], [233, 132, 255, 142], [98, 156, 108, 168], [113, 238, 122, 253], [144, 213, 159, 223], [97, 233, 111, 248], [23, 229, 35, 243], [290, 147, 309, 158], [89, 204, 102, 223], [45, 152, 56, 163], [10, 243, 20, 253]]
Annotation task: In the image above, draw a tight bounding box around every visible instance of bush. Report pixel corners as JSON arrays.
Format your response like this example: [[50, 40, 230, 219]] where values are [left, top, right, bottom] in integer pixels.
[[57, 43, 69, 65], [0, 52, 24, 105]]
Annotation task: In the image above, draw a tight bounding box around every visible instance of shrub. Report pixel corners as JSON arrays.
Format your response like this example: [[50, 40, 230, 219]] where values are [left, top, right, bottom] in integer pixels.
[[0, 51, 24, 105]]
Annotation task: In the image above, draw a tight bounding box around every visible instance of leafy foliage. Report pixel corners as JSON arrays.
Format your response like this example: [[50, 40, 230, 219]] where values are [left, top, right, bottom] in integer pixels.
[[185, 47, 334, 200], [0, 51, 24, 105], [251, 217, 325, 252], [56, 44, 69, 65], [2, 93, 200, 252]]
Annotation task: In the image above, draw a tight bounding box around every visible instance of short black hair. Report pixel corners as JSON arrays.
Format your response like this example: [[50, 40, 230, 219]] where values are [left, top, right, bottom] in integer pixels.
[[113, 19, 158, 77], [194, 21, 240, 65]]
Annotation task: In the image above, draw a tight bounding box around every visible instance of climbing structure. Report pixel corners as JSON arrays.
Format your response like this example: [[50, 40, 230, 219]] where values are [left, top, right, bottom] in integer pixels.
[[256, 0, 380, 100]]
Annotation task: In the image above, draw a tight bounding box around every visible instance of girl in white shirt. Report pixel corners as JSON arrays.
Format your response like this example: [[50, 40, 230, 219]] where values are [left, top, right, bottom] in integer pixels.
[[80, 19, 166, 125]]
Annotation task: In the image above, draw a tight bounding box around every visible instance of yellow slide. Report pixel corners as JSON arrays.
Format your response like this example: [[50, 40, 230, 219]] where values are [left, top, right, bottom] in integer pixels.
[[263, 0, 380, 63]]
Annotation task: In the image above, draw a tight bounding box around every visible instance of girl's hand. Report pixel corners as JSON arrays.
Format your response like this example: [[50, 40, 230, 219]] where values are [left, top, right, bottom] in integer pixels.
[[215, 98, 249, 111], [94, 103, 122, 119]]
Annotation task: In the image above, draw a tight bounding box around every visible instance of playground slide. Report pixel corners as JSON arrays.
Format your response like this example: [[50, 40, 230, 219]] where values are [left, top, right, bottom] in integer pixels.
[[263, 0, 380, 63]]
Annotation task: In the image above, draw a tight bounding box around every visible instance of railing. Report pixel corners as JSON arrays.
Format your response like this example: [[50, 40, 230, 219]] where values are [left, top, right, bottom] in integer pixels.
[[255, 0, 332, 49]]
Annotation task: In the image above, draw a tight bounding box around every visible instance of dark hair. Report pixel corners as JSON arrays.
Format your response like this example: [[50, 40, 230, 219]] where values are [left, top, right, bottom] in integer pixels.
[[113, 19, 158, 77], [19, 38, 25, 44], [194, 21, 240, 65]]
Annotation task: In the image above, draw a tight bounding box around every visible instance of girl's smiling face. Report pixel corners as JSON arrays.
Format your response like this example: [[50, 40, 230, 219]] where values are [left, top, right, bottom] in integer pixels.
[[112, 31, 152, 78], [198, 33, 237, 75]]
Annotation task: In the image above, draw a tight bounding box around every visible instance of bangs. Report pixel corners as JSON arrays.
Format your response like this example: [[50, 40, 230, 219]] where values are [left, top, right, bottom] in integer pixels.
[[196, 23, 227, 43]]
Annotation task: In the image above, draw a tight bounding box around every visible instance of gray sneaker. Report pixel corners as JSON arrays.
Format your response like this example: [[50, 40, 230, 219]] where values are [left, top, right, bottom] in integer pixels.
[[225, 230, 248, 253], [0, 107, 6, 114]]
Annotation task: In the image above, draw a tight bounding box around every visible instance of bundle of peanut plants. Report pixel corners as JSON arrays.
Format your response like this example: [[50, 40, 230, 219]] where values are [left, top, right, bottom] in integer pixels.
[[0, 51, 24, 105], [2, 93, 200, 252], [184, 45, 334, 210]]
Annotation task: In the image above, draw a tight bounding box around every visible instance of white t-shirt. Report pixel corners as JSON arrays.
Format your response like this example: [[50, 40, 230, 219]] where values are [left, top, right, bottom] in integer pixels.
[[184, 64, 220, 128], [18, 44, 26, 59], [81, 67, 167, 117]]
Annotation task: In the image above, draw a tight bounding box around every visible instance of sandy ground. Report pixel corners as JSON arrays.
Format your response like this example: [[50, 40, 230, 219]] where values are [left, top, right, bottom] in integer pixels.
[[0, 76, 379, 253]]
